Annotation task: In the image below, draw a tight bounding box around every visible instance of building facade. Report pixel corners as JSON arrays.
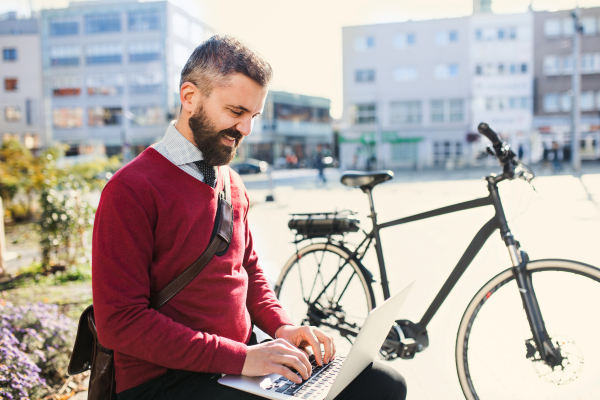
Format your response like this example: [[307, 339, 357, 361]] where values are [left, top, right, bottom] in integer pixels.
[[0, 13, 44, 150], [245, 91, 332, 167], [341, 17, 472, 170], [470, 11, 534, 162], [40, 0, 213, 157], [533, 7, 600, 161]]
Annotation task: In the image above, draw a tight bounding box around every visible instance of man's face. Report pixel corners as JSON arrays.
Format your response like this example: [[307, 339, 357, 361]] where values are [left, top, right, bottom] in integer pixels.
[[188, 73, 268, 166]]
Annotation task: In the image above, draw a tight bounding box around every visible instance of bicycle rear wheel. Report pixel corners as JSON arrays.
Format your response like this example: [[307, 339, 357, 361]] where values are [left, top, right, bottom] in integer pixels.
[[274, 242, 375, 348], [456, 259, 600, 400]]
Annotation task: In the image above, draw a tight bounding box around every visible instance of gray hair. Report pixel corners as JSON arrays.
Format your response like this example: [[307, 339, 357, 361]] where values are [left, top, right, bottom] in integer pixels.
[[180, 35, 273, 97]]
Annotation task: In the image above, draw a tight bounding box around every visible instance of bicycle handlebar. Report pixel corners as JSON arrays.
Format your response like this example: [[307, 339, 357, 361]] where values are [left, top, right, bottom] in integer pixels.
[[477, 122, 501, 147]]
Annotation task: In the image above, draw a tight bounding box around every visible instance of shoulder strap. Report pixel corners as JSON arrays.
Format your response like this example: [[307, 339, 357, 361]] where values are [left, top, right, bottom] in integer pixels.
[[149, 168, 233, 310]]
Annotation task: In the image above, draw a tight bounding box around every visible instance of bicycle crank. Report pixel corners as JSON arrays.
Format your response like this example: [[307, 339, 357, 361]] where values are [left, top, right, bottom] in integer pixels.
[[380, 320, 429, 360]]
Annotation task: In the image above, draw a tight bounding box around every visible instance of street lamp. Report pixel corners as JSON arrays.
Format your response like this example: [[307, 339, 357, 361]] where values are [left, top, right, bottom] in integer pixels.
[[570, 7, 584, 171]]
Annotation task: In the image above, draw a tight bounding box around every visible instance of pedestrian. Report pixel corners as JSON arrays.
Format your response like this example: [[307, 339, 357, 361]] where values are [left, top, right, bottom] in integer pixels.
[[314, 145, 327, 185], [551, 141, 562, 173], [92, 35, 406, 400]]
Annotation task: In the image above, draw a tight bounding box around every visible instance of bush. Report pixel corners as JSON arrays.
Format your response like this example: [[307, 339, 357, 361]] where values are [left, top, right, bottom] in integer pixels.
[[0, 302, 77, 399]]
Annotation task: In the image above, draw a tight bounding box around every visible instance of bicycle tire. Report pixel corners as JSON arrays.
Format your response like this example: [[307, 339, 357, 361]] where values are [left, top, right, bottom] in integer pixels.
[[456, 259, 600, 400], [274, 242, 375, 345]]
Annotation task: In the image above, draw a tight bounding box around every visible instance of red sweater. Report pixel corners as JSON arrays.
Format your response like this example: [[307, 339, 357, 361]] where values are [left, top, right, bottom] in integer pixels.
[[92, 148, 293, 393]]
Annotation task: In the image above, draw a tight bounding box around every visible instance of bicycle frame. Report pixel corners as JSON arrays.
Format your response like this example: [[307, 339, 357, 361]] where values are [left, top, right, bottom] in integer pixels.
[[325, 175, 561, 364]]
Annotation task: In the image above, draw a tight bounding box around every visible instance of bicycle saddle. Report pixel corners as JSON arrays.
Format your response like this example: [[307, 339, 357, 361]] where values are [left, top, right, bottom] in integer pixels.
[[340, 170, 394, 190]]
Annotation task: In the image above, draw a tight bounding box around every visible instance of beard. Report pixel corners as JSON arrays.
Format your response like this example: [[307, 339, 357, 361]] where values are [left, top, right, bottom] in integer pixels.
[[188, 104, 244, 166]]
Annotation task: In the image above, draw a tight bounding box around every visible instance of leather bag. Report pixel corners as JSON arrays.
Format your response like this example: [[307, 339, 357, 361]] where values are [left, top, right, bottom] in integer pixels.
[[68, 167, 233, 399]]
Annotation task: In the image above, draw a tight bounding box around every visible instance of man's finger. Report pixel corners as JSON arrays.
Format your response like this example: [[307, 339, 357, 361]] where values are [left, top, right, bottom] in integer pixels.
[[317, 331, 335, 364], [274, 354, 309, 381], [273, 363, 303, 384], [303, 328, 323, 366]]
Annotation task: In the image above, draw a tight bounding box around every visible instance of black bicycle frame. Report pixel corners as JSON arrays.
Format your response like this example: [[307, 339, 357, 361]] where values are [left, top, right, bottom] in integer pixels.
[[334, 176, 561, 364]]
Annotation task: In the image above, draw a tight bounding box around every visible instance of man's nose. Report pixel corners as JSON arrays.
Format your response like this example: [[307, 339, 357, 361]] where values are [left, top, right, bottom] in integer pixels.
[[236, 115, 253, 137]]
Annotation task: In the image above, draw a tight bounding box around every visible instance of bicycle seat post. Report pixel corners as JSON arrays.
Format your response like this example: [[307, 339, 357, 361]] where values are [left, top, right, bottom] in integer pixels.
[[364, 187, 392, 299]]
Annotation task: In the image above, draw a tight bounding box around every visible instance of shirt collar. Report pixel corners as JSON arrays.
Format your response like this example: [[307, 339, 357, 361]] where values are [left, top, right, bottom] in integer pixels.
[[161, 121, 205, 166]]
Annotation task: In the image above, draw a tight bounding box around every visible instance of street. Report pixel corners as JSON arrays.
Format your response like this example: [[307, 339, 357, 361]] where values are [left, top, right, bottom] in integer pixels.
[[244, 168, 600, 400]]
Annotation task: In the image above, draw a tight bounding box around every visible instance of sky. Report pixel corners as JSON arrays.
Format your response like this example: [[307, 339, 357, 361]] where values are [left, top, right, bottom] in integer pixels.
[[2, 0, 600, 118]]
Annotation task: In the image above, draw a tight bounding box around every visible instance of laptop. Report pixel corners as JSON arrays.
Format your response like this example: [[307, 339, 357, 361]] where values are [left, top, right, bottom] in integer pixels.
[[219, 281, 414, 400]]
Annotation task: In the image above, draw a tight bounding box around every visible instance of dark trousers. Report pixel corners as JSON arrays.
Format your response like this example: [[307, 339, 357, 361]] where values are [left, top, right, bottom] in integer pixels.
[[116, 361, 406, 400]]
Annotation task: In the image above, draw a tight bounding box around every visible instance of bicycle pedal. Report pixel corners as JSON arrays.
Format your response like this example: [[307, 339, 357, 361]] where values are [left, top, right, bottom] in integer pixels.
[[398, 338, 418, 359]]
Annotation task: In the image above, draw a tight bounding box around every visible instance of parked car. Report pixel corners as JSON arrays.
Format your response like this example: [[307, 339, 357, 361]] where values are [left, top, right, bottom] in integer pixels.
[[231, 158, 269, 174]]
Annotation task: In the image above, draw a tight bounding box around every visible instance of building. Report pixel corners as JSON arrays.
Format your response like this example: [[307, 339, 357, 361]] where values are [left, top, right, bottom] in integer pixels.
[[0, 13, 44, 150], [470, 11, 534, 162], [245, 91, 332, 167], [533, 7, 600, 161], [40, 0, 213, 157], [341, 17, 472, 170]]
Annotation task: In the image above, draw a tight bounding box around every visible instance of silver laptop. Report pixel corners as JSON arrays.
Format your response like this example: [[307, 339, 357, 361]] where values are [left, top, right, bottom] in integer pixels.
[[219, 281, 414, 400]]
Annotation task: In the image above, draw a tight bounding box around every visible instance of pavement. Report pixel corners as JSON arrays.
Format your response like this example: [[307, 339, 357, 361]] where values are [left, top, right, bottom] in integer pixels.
[[35, 162, 600, 399], [244, 165, 600, 400]]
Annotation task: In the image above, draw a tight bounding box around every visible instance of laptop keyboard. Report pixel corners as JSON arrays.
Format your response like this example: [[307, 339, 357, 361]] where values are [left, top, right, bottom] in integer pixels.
[[265, 354, 346, 399]]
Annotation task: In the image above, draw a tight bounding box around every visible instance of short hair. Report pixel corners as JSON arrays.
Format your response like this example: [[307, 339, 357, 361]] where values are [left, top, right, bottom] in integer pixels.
[[180, 35, 273, 97]]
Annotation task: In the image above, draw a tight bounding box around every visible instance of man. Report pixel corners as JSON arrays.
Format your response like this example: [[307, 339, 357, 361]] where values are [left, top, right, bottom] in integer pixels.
[[92, 36, 406, 399]]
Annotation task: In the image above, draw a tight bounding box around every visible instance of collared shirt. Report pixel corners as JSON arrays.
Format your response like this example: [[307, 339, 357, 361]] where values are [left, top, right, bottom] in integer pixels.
[[152, 121, 218, 185]]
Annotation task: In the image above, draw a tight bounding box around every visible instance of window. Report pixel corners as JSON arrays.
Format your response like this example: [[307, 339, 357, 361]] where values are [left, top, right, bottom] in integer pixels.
[[190, 22, 205, 41], [86, 74, 124, 96], [498, 63, 505, 74], [3, 48, 17, 61], [543, 93, 559, 112], [173, 43, 192, 67], [51, 76, 82, 96], [562, 18, 574, 36], [521, 63, 528, 74], [581, 92, 594, 111], [543, 56, 561, 75], [581, 17, 597, 35], [435, 31, 448, 46], [85, 13, 121, 34], [448, 99, 463, 122], [130, 106, 164, 126], [475, 29, 482, 41], [497, 28, 505, 40], [455, 142, 462, 156], [581, 53, 600, 74], [509, 27, 517, 39], [390, 101, 421, 124], [4, 78, 17, 91], [355, 69, 375, 83], [560, 93, 572, 112], [50, 45, 80, 67], [86, 43, 122, 65], [562, 56, 574, 75], [434, 64, 458, 80], [354, 103, 376, 124], [128, 40, 161, 62], [509, 63, 517, 74], [88, 107, 122, 126], [393, 66, 417, 82], [393, 33, 415, 48], [52, 107, 83, 128], [431, 100, 445, 122], [520, 97, 529, 110], [485, 97, 493, 111], [23, 133, 39, 149], [128, 9, 159, 31], [448, 31, 458, 42], [49, 16, 79, 36], [509, 97, 518, 109], [544, 19, 561, 37], [354, 36, 375, 52], [129, 72, 161, 94], [475, 65, 482, 75], [4, 106, 20, 122], [172, 13, 190, 40]]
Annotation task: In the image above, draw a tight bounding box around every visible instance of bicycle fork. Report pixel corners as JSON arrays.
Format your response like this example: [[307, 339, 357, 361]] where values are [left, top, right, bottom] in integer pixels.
[[510, 243, 563, 368]]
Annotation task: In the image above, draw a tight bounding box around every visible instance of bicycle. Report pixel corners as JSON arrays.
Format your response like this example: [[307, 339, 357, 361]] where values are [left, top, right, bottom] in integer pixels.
[[274, 123, 600, 400]]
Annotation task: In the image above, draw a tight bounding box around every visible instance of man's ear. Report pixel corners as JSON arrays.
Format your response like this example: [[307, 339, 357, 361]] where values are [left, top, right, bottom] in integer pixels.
[[179, 82, 199, 114]]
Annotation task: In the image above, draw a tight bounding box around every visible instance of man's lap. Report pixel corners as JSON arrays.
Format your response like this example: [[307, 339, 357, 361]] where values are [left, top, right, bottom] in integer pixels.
[[116, 362, 406, 400]]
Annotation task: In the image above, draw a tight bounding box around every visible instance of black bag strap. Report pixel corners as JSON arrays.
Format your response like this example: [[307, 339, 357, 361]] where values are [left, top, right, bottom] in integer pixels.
[[149, 166, 232, 309]]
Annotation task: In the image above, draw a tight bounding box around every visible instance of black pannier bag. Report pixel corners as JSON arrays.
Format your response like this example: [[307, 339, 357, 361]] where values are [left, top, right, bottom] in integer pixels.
[[288, 211, 360, 239]]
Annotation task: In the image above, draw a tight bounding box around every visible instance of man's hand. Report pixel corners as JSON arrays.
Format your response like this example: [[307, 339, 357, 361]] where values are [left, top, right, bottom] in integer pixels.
[[275, 325, 336, 366], [242, 339, 312, 384]]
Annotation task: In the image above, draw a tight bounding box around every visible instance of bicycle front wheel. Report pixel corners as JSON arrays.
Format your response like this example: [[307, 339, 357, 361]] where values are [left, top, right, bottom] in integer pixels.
[[274, 242, 375, 346], [457, 259, 600, 400]]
